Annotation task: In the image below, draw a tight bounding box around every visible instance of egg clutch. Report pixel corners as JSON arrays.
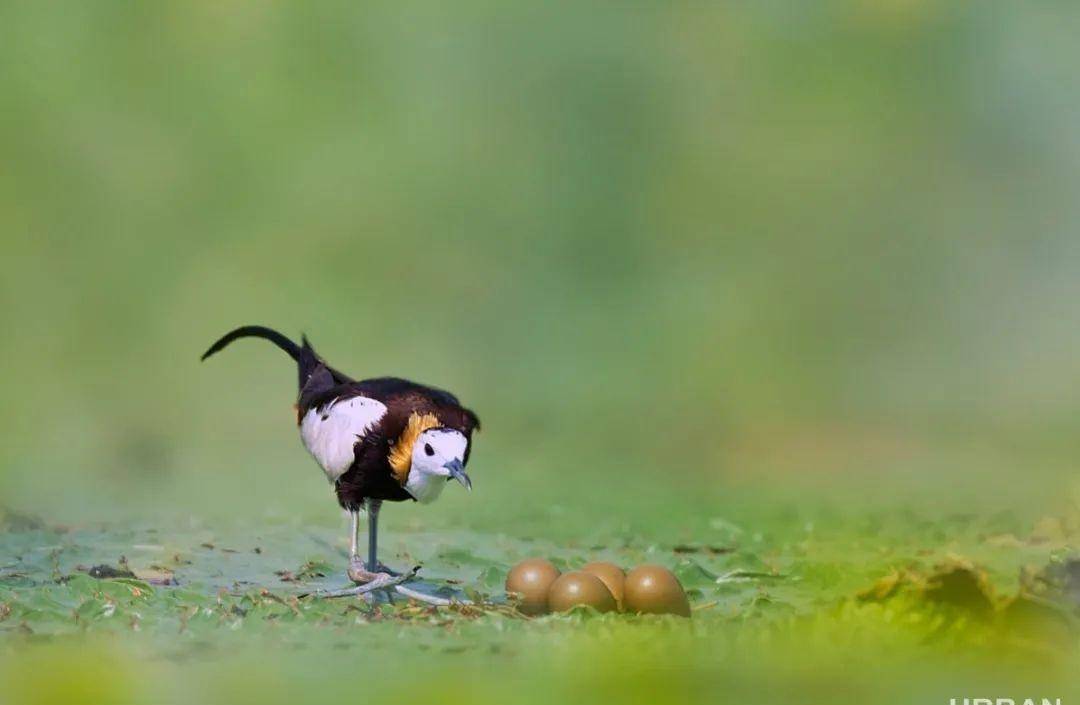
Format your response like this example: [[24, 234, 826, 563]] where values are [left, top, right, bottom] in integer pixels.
[[505, 559, 691, 617]]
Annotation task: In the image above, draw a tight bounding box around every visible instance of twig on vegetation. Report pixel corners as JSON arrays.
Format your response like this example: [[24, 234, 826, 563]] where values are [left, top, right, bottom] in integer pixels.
[[715, 570, 786, 584]]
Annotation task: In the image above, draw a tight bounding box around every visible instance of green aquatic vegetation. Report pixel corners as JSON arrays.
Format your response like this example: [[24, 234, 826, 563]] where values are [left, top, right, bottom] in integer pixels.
[[2, 508, 1079, 705], [1, 510, 1075, 643]]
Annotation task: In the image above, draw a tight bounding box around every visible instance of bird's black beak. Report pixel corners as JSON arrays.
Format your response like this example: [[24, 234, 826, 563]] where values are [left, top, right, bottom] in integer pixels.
[[443, 458, 471, 491]]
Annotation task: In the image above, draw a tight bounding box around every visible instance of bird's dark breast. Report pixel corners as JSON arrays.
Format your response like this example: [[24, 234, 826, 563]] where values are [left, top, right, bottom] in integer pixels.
[[331, 424, 413, 510], [334, 462, 413, 511]]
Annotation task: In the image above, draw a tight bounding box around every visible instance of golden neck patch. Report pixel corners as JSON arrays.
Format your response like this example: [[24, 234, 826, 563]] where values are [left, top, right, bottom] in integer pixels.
[[388, 412, 442, 484]]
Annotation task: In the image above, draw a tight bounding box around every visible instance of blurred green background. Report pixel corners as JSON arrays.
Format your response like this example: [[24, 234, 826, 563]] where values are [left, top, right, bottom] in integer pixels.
[[2, 1, 1080, 703], [3, 0, 1078, 526]]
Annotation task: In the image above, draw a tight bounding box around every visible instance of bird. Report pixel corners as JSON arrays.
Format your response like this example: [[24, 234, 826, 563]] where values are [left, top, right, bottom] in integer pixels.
[[200, 325, 480, 584]]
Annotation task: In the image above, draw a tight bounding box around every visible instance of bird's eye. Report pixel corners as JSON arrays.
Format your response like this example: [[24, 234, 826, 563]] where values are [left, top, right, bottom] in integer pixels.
[[424, 443, 434, 456]]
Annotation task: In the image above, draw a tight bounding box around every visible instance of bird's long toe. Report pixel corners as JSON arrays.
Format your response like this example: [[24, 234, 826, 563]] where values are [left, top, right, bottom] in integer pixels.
[[371, 562, 403, 577]]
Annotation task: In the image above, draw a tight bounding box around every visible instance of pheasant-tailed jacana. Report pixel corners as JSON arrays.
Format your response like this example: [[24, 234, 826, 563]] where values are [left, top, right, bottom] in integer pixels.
[[201, 325, 480, 583]]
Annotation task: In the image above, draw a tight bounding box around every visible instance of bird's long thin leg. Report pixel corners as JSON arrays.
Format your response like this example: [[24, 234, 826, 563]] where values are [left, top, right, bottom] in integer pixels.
[[364, 499, 403, 575], [347, 506, 383, 584], [347, 499, 401, 583], [349, 509, 361, 560], [366, 498, 382, 572]]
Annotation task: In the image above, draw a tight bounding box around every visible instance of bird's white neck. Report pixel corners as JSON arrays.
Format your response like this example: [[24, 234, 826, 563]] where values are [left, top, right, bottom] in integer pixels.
[[405, 471, 447, 504]]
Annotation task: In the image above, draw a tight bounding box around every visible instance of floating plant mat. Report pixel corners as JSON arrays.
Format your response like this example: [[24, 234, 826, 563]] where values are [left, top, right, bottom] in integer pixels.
[[0, 510, 1078, 661]]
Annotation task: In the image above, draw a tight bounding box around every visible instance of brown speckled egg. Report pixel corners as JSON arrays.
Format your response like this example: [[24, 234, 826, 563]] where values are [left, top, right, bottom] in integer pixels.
[[505, 558, 560, 615], [624, 564, 691, 617], [581, 561, 626, 610], [547, 571, 617, 613]]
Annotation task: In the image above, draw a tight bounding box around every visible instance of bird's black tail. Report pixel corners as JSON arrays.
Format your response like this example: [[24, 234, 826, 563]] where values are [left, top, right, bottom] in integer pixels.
[[200, 325, 340, 392]]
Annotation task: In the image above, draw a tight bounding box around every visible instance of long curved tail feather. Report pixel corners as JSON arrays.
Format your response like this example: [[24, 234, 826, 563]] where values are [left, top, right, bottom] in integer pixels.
[[201, 325, 302, 363], [201, 325, 352, 392]]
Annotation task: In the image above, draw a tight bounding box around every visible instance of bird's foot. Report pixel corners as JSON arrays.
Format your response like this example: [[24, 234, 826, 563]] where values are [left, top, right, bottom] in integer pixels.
[[309, 565, 422, 599], [347, 556, 390, 584]]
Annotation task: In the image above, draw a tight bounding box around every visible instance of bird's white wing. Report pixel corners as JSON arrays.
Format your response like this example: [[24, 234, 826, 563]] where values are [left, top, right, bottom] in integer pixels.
[[300, 395, 387, 482]]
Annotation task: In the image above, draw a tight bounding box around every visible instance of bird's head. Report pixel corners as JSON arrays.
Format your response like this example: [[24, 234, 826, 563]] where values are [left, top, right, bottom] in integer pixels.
[[409, 427, 471, 492]]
